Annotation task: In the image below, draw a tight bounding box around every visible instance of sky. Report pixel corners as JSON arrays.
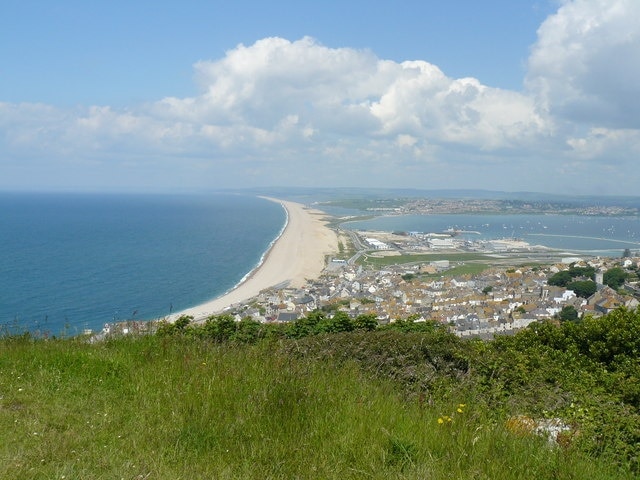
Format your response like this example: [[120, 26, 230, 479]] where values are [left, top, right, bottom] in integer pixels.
[[1, 0, 639, 195]]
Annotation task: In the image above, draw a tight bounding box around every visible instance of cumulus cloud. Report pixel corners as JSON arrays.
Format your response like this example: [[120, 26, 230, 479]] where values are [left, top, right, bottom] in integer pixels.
[[524, 0, 640, 179], [527, 0, 640, 129], [2, 2, 640, 194], [161, 38, 548, 151], [2, 36, 553, 190], [567, 128, 640, 162]]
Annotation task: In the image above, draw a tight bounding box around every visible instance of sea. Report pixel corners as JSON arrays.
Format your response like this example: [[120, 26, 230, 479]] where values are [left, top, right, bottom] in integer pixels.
[[0, 193, 286, 336], [4, 193, 640, 337]]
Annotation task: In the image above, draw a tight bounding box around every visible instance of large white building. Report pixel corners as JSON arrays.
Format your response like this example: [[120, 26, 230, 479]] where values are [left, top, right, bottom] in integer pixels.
[[428, 238, 454, 249], [365, 238, 390, 250]]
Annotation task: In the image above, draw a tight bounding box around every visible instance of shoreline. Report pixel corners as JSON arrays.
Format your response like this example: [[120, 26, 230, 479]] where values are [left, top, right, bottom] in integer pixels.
[[225, 197, 290, 296], [167, 197, 338, 322]]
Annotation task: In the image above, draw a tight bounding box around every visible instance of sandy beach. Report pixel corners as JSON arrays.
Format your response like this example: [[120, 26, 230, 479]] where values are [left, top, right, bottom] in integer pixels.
[[168, 197, 338, 321]]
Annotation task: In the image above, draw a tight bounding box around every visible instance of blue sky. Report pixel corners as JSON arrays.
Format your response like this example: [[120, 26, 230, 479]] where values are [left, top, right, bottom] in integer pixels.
[[2, 0, 639, 195]]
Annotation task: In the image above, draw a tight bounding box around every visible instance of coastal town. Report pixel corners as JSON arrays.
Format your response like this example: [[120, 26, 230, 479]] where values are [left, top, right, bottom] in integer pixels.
[[319, 196, 640, 217], [213, 231, 640, 338]]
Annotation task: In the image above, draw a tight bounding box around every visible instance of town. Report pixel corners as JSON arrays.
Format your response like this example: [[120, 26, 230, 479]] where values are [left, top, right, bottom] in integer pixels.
[[197, 227, 640, 338], [319, 196, 640, 217]]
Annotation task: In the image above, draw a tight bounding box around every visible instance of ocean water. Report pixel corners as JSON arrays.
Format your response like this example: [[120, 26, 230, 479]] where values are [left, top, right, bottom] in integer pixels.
[[0, 193, 285, 336], [344, 213, 640, 256]]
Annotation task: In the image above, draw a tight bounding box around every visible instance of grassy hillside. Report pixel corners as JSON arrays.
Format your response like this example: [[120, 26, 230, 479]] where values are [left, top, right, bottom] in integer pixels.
[[1, 309, 639, 479]]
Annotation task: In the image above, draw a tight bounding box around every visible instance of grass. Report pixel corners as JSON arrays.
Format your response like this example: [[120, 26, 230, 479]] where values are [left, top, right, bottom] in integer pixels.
[[358, 252, 490, 267], [424, 263, 490, 277], [0, 333, 633, 479]]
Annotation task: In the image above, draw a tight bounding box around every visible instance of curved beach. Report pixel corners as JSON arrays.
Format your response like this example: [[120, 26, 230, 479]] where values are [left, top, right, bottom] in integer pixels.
[[169, 197, 338, 321]]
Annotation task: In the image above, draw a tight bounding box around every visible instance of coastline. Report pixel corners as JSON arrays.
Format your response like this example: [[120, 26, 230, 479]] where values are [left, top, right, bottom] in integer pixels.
[[167, 197, 338, 322]]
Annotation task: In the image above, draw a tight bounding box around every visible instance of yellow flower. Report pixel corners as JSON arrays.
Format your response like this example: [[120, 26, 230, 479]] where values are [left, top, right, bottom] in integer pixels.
[[438, 417, 444, 424], [457, 408, 464, 413]]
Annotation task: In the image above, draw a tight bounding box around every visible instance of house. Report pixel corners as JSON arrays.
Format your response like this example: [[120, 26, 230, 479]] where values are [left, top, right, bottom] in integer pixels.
[[276, 312, 299, 323]]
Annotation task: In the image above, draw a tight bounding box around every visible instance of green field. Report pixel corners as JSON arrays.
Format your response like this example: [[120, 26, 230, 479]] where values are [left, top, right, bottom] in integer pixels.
[[1, 310, 639, 479], [424, 263, 489, 277], [358, 252, 490, 267]]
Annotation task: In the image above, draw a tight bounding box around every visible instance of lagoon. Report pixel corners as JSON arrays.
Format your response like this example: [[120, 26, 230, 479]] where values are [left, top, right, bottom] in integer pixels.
[[343, 213, 640, 256]]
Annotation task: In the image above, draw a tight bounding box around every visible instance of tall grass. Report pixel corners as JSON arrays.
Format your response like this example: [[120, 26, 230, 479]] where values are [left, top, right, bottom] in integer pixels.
[[0, 334, 631, 479]]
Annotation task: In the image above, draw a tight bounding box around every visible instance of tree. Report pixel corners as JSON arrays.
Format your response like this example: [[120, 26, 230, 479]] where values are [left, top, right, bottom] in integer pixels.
[[568, 307, 640, 367], [174, 315, 192, 330], [354, 313, 378, 331], [288, 310, 325, 338], [234, 317, 262, 343], [548, 271, 572, 287], [155, 315, 193, 336], [567, 280, 597, 298], [604, 267, 628, 289], [568, 265, 595, 280], [559, 305, 579, 322], [327, 311, 354, 333], [549, 267, 596, 288], [383, 316, 443, 333], [203, 314, 237, 342]]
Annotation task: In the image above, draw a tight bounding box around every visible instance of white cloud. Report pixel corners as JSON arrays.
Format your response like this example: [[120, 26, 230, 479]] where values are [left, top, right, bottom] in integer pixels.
[[521, 0, 640, 193], [158, 37, 548, 154], [3, 37, 550, 175], [567, 127, 640, 161], [527, 0, 640, 128], [2, 10, 640, 194]]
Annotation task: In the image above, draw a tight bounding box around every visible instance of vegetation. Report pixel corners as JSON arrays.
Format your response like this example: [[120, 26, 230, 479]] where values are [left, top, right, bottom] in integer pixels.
[[359, 253, 490, 267], [546, 265, 598, 298], [327, 215, 377, 229], [546, 263, 635, 296], [548, 265, 595, 288], [430, 263, 489, 277], [604, 266, 628, 289], [559, 304, 579, 321], [566, 280, 597, 298], [2, 308, 640, 478], [322, 198, 407, 211]]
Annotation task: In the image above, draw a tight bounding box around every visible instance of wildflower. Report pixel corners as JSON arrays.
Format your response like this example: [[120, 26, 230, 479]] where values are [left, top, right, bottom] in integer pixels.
[[438, 415, 452, 424]]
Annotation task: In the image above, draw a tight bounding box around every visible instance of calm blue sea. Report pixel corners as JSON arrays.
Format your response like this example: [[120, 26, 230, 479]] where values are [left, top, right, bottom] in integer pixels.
[[0, 193, 285, 336], [344, 213, 640, 256]]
